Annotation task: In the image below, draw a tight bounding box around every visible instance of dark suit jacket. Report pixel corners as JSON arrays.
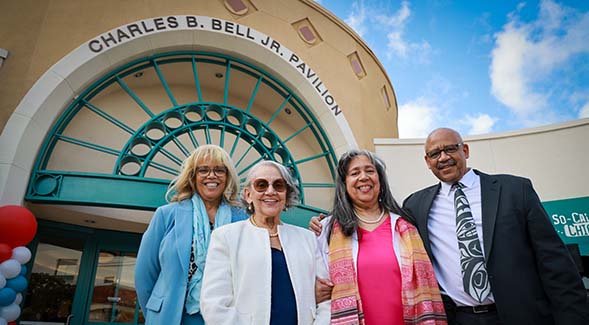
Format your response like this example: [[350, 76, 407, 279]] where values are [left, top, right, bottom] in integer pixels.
[[403, 170, 588, 325]]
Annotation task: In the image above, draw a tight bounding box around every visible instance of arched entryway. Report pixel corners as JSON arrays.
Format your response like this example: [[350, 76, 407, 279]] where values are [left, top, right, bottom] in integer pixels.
[[26, 51, 338, 223]]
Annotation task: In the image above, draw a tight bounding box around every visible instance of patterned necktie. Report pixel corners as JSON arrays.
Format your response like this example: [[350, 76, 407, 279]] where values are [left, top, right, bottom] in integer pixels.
[[454, 182, 491, 303]]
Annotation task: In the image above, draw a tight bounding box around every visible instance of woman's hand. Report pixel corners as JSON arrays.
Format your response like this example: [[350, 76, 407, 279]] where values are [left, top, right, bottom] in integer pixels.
[[315, 277, 333, 303], [309, 214, 326, 236]]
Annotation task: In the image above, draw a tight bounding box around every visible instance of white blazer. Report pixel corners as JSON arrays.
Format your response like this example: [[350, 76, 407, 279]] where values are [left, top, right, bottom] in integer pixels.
[[200, 220, 330, 325]]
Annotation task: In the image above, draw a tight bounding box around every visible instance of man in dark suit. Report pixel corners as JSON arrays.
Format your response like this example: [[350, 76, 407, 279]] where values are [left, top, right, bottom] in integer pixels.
[[403, 127, 587, 324]]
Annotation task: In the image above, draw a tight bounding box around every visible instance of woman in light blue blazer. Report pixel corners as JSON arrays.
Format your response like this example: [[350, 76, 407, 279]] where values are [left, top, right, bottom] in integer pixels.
[[135, 144, 247, 325]]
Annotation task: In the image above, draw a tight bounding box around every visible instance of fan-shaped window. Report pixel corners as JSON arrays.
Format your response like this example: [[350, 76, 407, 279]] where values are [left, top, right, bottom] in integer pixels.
[[26, 52, 337, 225]]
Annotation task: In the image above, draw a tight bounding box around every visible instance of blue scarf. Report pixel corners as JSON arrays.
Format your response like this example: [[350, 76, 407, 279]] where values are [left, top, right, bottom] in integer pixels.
[[185, 193, 232, 314]]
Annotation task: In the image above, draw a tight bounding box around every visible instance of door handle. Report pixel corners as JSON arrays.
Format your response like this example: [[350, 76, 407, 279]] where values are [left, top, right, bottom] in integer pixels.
[[66, 314, 74, 325], [107, 296, 122, 303]]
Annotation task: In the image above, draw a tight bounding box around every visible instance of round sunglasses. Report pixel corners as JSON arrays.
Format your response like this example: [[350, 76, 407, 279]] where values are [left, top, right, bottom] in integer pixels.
[[252, 178, 287, 193]]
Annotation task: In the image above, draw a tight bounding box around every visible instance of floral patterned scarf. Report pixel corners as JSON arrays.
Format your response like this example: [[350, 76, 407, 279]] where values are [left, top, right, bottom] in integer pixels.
[[328, 217, 447, 325]]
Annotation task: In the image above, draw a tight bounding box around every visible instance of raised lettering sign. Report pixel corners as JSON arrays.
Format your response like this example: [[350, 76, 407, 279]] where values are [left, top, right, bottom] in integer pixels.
[[87, 15, 343, 117]]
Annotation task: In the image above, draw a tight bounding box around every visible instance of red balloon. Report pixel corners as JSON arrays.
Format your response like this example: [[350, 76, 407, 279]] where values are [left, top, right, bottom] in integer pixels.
[[0, 243, 12, 262], [0, 205, 38, 248]]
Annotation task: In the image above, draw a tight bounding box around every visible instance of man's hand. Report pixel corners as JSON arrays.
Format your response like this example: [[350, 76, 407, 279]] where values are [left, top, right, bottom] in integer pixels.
[[315, 277, 334, 304], [309, 213, 326, 236]]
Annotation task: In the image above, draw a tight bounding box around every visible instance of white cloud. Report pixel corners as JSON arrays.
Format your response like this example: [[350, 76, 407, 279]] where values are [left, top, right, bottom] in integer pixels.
[[385, 31, 408, 56], [461, 114, 498, 135], [375, 1, 431, 61], [345, 1, 367, 37], [376, 0, 410, 27], [342, 1, 431, 62], [398, 98, 438, 138], [490, 23, 547, 114], [397, 75, 475, 138], [376, 0, 411, 55], [490, 0, 589, 119], [580, 102, 589, 118]]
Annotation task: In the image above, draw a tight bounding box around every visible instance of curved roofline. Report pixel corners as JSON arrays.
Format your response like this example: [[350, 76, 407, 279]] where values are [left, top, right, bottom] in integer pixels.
[[300, 0, 399, 115], [374, 118, 589, 144]]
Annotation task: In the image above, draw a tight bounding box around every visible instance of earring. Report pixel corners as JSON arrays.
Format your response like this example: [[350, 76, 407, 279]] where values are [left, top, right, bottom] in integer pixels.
[[283, 206, 288, 212], [247, 202, 254, 214]]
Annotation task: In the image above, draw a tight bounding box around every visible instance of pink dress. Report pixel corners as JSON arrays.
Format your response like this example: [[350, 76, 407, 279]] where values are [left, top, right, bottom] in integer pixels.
[[357, 217, 404, 324]]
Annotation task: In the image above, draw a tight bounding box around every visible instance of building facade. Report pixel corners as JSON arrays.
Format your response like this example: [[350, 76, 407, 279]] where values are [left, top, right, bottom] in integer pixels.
[[1, 1, 397, 324], [0, 1, 586, 324]]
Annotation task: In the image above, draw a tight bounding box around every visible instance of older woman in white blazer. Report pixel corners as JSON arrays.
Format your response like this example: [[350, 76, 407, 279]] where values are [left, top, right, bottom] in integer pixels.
[[200, 160, 330, 324]]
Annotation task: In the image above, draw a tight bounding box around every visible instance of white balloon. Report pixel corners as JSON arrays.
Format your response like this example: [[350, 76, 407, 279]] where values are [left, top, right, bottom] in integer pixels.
[[0, 260, 20, 279], [0, 317, 7, 325], [14, 293, 23, 305], [11, 247, 31, 265], [0, 303, 20, 322], [0, 274, 5, 289]]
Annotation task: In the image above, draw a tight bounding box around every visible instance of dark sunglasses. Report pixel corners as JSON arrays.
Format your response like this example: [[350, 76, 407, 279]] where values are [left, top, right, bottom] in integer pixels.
[[426, 143, 463, 160], [253, 178, 287, 193]]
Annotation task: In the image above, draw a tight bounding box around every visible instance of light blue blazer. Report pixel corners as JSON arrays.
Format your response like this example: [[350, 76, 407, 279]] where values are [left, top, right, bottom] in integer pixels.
[[135, 199, 247, 325]]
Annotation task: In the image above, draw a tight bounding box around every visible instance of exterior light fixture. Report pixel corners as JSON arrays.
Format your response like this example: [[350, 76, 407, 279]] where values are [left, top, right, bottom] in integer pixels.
[[0, 48, 8, 69]]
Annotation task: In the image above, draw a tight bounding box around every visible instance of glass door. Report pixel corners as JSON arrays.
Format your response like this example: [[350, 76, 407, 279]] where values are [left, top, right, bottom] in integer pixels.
[[19, 221, 144, 325], [85, 249, 144, 324], [79, 231, 143, 325], [20, 232, 88, 325]]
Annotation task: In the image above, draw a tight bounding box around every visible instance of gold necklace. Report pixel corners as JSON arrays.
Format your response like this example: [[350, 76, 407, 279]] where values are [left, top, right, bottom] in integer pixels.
[[355, 208, 386, 224], [250, 217, 279, 237]]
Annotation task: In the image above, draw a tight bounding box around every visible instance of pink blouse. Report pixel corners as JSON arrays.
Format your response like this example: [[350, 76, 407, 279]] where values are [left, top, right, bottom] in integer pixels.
[[357, 217, 404, 324]]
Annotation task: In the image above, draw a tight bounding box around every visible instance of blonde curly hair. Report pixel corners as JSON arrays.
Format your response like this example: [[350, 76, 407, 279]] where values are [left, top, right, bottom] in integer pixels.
[[166, 144, 239, 204]]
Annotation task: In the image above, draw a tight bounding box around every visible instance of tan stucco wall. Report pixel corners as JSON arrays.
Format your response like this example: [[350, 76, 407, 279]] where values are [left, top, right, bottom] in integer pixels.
[[0, 0, 397, 150], [375, 119, 589, 203]]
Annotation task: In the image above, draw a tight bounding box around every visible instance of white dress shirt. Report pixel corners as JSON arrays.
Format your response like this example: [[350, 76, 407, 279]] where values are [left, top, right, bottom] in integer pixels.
[[428, 169, 495, 306]]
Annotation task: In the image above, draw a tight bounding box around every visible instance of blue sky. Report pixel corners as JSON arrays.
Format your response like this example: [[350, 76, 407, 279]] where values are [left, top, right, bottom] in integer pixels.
[[316, 0, 589, 138]]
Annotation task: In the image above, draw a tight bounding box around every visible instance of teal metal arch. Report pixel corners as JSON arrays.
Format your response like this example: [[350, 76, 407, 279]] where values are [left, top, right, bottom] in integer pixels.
[[26, 51, 337, 224], [115, 103, 298, 183]]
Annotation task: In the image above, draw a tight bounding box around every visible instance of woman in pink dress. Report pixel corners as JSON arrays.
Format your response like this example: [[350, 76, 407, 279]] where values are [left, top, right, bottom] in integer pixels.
[[314, 150, 447, 325]]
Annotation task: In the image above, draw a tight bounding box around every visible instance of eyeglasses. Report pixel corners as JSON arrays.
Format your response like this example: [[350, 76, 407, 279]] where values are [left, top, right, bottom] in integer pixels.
[[196, 166, 228, 177], [252, 179, 288, 193], [426, 143, 463, 160]]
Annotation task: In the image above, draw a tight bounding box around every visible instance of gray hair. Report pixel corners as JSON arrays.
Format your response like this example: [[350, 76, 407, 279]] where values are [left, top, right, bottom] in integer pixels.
[[241, 160, 300, 214], [328, 149, 407, 238]]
